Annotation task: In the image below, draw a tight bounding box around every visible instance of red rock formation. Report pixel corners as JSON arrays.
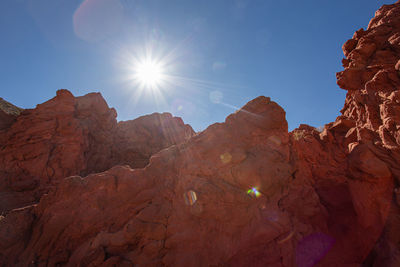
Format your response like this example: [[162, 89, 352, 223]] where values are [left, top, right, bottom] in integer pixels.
[[0, 97, 22, 131], [1, 96, 297, 266], [112, 112, 195, 169], [335, 1, 400, 266], [1, 1, 400, 266], [0, 90, 194, 213]]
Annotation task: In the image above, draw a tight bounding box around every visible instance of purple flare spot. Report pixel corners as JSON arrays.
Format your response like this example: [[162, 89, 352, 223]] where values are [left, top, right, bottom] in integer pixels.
[[296, 232, 335, 267]]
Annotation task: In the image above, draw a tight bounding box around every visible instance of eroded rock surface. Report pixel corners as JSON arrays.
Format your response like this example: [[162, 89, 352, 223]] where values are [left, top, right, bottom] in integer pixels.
[[1, 1, 400, 266], [0, 90, 194, 213], [0, 97, 22, 131], [1, 96, 299, 266]]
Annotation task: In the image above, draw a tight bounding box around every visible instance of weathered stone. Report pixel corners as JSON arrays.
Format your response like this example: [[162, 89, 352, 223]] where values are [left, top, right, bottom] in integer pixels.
[[0, 90, 194, 213], [0, 97, 22, 131]]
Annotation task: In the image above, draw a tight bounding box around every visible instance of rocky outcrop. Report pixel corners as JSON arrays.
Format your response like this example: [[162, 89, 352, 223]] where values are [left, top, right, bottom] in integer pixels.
[[1, 96, 297, 266], [0, 97, 22, 131], [1, 1, 400, 266], [0, 90, 194, 213], [112, 112, 195, 169], [335, 1, 400, 266], [0, 94, 393, 266]]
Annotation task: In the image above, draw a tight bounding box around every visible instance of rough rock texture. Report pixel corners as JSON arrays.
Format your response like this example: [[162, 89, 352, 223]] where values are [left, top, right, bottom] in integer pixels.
[[335, 1, 400, 266], [1, 1, 400, 266], [112, 113, 194, 169], [1, 97, 299, 266], [0, 97, 22, 131], [0, 90, 194, 213]]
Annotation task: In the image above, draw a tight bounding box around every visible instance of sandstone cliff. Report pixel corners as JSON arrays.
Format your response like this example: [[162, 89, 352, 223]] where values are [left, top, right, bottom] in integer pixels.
[[1, 1, 400, 266]]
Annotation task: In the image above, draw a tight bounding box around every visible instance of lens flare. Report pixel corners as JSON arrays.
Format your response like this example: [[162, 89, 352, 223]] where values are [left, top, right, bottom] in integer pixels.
[[73, 0, 123, 42], [220, 152, 232, 164], [184, 190, 198, 206], [247, 187, 261, 197], [116, 40, 249, 112]]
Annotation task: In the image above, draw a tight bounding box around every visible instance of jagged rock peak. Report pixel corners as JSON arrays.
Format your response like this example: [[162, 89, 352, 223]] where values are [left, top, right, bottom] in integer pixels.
[[0, 89, 195, 213]]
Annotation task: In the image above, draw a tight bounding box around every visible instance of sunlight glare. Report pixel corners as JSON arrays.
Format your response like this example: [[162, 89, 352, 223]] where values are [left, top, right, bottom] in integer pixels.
[[134, 59, 165, 88]]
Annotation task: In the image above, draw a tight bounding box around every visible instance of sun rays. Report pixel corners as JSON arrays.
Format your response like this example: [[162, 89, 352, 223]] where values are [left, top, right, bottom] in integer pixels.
[[133, 58, 165, 89], [115, 41, 251, 125]]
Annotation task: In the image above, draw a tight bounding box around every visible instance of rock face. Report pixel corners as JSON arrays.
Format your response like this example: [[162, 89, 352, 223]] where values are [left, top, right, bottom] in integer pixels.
[[335, 1, 400, 265], [1, 1, 400, 266], [0, 90, 194, 213], [112, 113, 194, 169], [0, 97, 22, 131]]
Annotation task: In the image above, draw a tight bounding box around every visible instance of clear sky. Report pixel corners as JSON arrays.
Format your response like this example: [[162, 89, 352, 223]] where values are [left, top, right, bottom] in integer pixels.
[[0, 0, 395, 132]]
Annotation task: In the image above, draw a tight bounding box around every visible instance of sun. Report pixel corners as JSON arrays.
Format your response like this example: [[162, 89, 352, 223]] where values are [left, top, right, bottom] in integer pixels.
[[119, 47, 179, 105], [133, 59, 165, 88]]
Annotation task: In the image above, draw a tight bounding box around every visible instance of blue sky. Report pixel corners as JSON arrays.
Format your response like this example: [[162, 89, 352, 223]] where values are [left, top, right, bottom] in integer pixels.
[[0, 0, 394, 131]]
